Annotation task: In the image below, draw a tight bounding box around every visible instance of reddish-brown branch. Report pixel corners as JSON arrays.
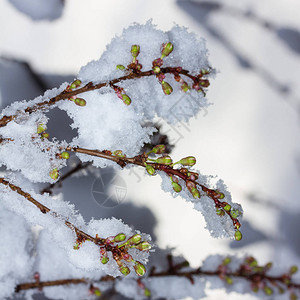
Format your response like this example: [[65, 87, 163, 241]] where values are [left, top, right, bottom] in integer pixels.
[[0, 177, 96, 243], [15, 264, 300, 293], [66, 146, 240, 229], [0, 67, 199, 128]]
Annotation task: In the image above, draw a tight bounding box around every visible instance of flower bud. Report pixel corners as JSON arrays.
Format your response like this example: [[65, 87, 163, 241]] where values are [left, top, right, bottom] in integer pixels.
[[290, 266, 298, 275], [116, 64, 125, 70], [178, 156, 196, 166], [290, 292, 297, 300], [37, 124, 46, 134], [69, 79, 82, 89], [251, 284, 259, 293], [230, 209, 240, 219], [61, 152, 70, 159], [127, 234, 142, 245], [120, 266, 131, 276], [263, 287, 273, 295], [152, 58, 163, 67], [121, 94, 131, 105], [225, 276, 233, 285], [191, 187, 200, 199], [50, 168, 58, 180], [161, 81, 173, 95], [74, 98, 86, 106], [234, 230, 242, 241], [156, 156, 172, 165], [145, 164, 155, 176], [113, 150, 125, 157], [134, 261, 146, 276], [144, 288, 151, 297], [153, 66, 161, 74], [223, 257, 231, 265], [114, 233, 126, 243], [216, 208, 225, 216], [181, 82, 190, 92], [152, 144, 166, 154], [135, 241, 151, 251], [216, 191, 225, 199], [200, 79, 210, 87], [223, 203, 231, 211], [101, 256, 109, 264], [161, 42, 174, 59], [131, 45, 140, 58], [94, 289, 101, 297], [41, 132, 49, 139], [172, 181, 182, 193]]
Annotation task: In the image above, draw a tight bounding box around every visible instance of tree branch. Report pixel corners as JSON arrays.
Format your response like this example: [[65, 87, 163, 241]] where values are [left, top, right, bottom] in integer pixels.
[[0, 67, 201, 128]]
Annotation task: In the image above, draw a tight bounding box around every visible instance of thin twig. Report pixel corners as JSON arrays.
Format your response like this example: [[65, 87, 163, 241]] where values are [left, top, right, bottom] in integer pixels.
[[0, 67, 199, 128]]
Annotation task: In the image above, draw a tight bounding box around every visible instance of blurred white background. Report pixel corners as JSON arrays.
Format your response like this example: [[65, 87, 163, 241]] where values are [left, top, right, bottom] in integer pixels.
[[1, 0, 300, 299]]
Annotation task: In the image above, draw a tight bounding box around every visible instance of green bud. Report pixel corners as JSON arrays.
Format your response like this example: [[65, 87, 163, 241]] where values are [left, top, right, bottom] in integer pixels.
[[41, 132, 49, 139], [290, 292, 297, 300], [152, 144, 166, 154], [161, 81, 173, 95], [223, 257, 231, 265], [235, 230, 242, 241], [116, 64, 125, 70], [153, 66, 161, 74], [61, 152, 70, 159], [134, 261, 146, 276], [191, 187, 200, 199], [70, 79, 82, 89], [216, 208, 225, 216], [216, 191, 225, 199], [122, 94, 131, 105], [290, 266, 298, 275], [265, 262, 273, 269], [120, 266, 130, 276], [156, 156, 172, 165], [144, 288, 151, 297], [128, 234, 142, 245], [37, 124, 46, 134], [172, 181, 182, 193], [94, 289, 101, 296], [113, 150, 125, 157], [101, 256, 109, 264], [161, 42, 174, 59], [178, 156, 196, 166], [50, 168, 59, 180], [135, 241, 152, 251], [73, 243, 79, 250], [223, 204, 231, 211], [251, 285, 259, 293], [114, 233, 126, 243], [74, 98, 86, 106], [181, 82, 190, 92], [131, 45, 140, 58], [225, 276, 233, 285], [230, 209, 240, 219], [264, 286, 273, 295], [145, 164, 155, 176]]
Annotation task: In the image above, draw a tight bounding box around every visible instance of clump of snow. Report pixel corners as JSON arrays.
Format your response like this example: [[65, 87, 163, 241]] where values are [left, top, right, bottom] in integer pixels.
[[0, 208, 34, 299]]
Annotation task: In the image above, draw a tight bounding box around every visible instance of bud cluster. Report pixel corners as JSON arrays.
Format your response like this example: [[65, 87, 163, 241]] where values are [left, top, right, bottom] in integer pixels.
[[216, 256, 300, 298], [94, 233, 151, 277]]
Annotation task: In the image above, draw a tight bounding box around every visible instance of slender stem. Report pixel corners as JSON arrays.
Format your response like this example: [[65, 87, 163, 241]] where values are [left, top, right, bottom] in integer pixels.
[[15, 265, 300, 292], [0, 177, 96, 243], [40, 161, 92, 195], [0, 67, 197, 128]]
